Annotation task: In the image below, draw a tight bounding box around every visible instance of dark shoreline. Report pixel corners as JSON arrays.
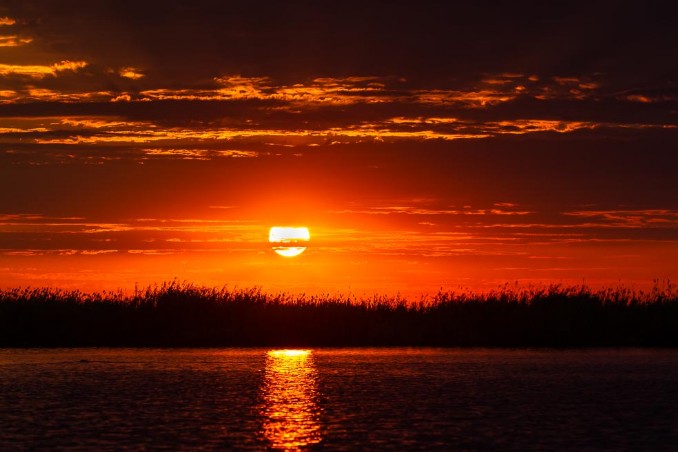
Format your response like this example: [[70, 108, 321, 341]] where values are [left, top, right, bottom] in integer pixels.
[[2, 281, 677, 348]]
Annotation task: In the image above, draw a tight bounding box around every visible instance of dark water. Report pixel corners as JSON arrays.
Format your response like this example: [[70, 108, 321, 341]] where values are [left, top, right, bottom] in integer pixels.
[[1, 348, 677, 450]]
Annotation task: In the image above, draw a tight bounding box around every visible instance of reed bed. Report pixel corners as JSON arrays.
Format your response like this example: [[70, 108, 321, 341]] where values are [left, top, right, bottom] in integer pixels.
[[1, 280, 677, 347]]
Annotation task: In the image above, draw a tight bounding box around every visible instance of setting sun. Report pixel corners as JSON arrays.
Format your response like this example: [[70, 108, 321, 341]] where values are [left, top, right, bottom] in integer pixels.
[[269, 227, 311, 257], [268, 349, 311, 357]]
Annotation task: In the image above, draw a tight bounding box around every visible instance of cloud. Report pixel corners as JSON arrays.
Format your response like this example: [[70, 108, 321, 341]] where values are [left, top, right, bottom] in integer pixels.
[[329, 202, 534, 217], [119, 67, 144, 80], [142, 74, 598, 107], [1, 99, 675, 170], [0, 60, 87, 79], [0, 72, 617, 107], [0, 35, 32, 46], [141, 148, 258, 160], [563, 209, 678, 228]]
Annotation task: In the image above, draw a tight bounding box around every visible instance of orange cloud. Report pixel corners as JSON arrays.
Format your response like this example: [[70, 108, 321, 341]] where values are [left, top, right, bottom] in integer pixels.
[[0, 89, 113, 104], [141, 148, 258, 160], [119, 67, 144, 80], [7, 114, 672, 154], [214, 75, 272, 98], [0, 35, 32, 46], [160, 75, 519, 107], [0, 60, 87, 78]]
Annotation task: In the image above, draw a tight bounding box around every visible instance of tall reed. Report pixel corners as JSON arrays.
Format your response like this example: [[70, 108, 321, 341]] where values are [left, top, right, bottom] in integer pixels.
[[1, 280, 676, 347]]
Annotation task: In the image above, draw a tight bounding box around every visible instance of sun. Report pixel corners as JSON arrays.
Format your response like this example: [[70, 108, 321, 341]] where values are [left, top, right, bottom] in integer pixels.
[[269, 226, 310, 257], [268, 349, 311, 357]]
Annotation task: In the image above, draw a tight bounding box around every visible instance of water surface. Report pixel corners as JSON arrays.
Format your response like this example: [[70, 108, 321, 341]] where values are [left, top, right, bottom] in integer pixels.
[[1, 348, 677, 449]]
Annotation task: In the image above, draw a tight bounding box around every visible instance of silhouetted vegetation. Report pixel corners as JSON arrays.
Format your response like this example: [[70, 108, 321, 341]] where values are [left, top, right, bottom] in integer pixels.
[[1, 281, 677, 347]]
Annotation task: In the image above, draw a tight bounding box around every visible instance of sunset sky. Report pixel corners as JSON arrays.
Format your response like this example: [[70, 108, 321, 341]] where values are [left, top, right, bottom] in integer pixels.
[[1, 1, 676, 295]]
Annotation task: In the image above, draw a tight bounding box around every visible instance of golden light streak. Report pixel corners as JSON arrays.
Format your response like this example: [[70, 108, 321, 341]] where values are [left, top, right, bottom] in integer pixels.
[[260, 350, 322, 449]]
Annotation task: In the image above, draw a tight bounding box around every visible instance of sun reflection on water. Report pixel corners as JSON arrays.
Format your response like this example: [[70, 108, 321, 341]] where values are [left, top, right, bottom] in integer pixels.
[[260, 349, 322, 450]]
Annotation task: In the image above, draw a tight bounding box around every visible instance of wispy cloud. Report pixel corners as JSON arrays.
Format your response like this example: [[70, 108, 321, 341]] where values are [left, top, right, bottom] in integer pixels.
[[329, 200, 534, 217], [563, 209, 678, 228], [0, 60, 87, 78], [141, 148, 258, 160], [119, 67, 144, 80], [0, 35, 32, 47]]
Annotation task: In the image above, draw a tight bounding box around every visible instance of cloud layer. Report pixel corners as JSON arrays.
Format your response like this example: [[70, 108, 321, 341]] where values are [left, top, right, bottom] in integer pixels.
[[1, 1, 676, 292]]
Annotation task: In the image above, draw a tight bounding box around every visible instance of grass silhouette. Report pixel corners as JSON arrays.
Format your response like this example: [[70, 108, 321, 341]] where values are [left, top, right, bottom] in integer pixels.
[[1, 280, 677, 347]]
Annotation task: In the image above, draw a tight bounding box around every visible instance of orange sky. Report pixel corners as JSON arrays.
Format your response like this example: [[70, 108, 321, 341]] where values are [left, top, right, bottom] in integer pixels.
[[1, 2, 677, 296]]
